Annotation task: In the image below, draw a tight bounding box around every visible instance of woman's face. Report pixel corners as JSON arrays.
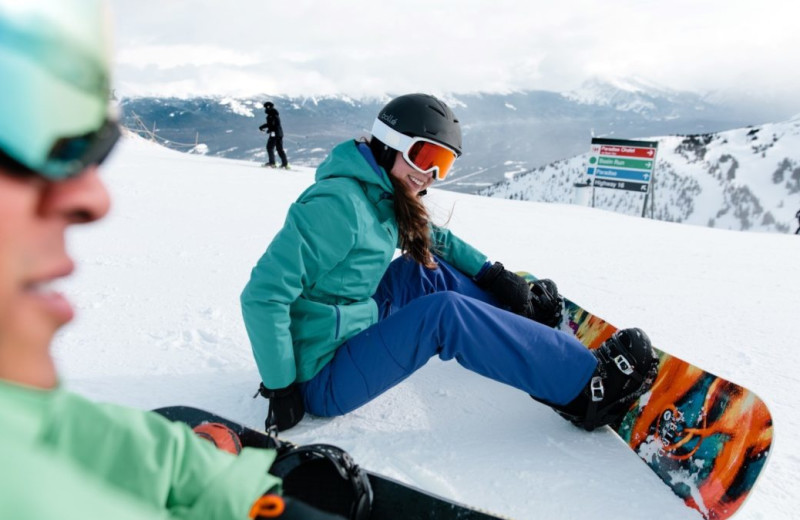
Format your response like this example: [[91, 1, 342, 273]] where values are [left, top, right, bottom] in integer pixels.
[[0, 166, 110, 388], [389, 151, 435, 195]]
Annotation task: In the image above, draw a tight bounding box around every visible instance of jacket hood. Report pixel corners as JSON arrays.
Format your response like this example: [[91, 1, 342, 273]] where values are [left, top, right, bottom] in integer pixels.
[[315, 140, 394, 194]]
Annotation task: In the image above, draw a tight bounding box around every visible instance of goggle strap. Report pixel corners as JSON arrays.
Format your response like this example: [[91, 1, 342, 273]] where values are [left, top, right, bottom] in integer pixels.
[[371, 118, 413, 152]]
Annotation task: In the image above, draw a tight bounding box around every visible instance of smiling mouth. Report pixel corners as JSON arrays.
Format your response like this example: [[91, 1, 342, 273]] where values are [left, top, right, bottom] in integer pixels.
[[25, 262, 74, 292], [408, 175, 426, 188], [23, 276, 76, 324], [24, 278, 60, 294]]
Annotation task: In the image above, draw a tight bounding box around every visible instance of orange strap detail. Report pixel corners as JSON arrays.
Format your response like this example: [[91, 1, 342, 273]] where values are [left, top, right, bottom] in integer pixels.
[[249, 494, 286, 519]]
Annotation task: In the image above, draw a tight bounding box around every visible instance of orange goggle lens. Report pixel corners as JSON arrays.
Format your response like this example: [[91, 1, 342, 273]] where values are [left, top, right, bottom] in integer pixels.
[[406, 140, 457, 181]]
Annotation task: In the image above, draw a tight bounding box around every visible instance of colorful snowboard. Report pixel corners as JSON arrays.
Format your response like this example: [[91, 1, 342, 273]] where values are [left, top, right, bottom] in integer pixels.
[[520, 272, 772, 520], [154, 406, 510, 520]]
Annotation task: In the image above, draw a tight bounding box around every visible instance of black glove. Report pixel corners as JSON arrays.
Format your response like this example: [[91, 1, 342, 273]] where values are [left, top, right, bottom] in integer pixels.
[[526, 278, 563, 328], [476, 262, 530, 314], [477, 262, 563, 327], [257, 383, 305, 432], [251, 494, 347, 520]]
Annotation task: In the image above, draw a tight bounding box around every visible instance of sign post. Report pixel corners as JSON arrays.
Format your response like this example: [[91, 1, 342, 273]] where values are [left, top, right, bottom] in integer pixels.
[[585, 138, 658, 217]]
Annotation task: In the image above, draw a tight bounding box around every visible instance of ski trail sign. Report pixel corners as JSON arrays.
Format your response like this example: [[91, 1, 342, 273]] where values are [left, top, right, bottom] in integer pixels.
[[587, 137, 658, 193]]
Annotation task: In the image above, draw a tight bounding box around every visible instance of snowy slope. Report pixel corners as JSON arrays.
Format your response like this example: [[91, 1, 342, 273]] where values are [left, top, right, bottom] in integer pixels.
[[479, 116, 800, 234], [56, 136, 799, 519]]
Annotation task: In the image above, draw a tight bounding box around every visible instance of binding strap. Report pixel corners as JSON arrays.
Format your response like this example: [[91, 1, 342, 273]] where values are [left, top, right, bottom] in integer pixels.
[[269, 444, 373, 520]]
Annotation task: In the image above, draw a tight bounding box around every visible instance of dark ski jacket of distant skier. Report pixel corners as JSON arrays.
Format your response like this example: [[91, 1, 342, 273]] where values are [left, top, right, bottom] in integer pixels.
[[795, 209, 800, 234], [259, 107, 284, 138]]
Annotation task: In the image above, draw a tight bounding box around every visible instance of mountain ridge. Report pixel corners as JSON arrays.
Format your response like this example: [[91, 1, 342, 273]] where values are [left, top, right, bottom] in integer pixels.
[[119, 80, 800, 233], [120, 79, 774, 196], [478, 117, 800, 233]]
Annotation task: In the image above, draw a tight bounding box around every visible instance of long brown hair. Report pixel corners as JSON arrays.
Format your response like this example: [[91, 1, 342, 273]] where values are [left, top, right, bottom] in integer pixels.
[[388, 174, 437, 269], [367, 136, 437, 269]]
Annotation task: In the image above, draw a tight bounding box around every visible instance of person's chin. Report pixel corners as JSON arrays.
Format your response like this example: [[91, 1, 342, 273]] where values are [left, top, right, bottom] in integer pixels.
[[13, 299, 72, 348]]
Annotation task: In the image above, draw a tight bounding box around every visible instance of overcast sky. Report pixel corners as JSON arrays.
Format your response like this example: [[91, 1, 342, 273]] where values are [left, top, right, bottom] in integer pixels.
[[110, 0, 800, 114]]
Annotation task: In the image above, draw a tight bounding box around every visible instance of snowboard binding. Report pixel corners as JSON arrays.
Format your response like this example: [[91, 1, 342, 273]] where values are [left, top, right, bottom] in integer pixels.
[[545, 328, 660, 431]]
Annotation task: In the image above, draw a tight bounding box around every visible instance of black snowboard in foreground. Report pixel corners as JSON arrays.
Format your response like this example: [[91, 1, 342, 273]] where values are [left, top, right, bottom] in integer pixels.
[[154, 406, 509, 520]]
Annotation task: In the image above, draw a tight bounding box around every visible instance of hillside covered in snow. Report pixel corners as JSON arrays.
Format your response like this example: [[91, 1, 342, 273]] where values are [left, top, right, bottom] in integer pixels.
[[479, 115, 800, 233]]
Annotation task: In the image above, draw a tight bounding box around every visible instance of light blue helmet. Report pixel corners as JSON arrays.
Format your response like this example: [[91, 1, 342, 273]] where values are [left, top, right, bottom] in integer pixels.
[[0, 0, 119, 179]]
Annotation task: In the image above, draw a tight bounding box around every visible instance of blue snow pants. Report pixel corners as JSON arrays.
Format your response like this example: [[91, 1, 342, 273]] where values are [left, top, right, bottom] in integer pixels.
[[300, 256, 598, 417]]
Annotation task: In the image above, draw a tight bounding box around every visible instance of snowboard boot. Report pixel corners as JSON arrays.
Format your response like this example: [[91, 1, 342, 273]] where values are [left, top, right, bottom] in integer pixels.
[[538, 327, 659, 431]]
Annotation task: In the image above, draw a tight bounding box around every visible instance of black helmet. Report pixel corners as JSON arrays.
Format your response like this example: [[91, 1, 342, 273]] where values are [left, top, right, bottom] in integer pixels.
[[263, 101, 274, 109], [373, 93, 461, 156]]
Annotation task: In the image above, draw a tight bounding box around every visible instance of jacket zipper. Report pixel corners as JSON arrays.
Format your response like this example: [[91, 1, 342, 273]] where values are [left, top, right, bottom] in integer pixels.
[[334, 305, 341, 339]]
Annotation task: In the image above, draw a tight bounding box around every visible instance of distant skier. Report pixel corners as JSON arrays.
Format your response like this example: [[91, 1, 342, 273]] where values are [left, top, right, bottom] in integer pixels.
[[242, 93, 659, 435], [795, 209, 800, 234], [259, 101, 290, 169]]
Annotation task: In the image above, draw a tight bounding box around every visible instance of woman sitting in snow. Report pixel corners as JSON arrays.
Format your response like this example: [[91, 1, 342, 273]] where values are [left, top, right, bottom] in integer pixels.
[[242, 93, 658, 433]]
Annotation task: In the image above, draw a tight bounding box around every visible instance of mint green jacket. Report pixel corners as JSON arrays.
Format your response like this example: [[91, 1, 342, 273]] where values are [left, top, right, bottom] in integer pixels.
[[0, 379, 280, 519], [241, 140, 488, 389]]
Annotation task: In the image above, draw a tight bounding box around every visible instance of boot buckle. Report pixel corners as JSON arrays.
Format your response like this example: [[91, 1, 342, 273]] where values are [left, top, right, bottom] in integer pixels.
[[614, 354, 634, 375], [590, 376, 604, 402]]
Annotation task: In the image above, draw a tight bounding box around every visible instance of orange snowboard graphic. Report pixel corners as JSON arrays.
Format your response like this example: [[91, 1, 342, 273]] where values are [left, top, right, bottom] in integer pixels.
[[521, 273, 773, 520]]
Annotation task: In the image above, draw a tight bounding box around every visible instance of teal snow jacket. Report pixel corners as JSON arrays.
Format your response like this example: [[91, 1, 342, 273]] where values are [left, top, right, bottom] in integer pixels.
[[0, 379, 279, 520], [241, 140, 488, 389]]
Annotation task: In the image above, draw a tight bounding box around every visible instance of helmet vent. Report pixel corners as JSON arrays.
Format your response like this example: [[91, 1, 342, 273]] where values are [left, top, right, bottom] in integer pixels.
[[427, 104, 447, 118]]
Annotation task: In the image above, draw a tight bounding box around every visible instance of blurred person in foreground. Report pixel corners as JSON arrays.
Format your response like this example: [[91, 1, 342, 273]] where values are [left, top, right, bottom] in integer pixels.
[[0, 1, 350, 518]]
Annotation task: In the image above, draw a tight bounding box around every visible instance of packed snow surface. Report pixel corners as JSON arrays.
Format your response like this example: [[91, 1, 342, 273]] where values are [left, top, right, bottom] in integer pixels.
[[57, 136, 799, 519]]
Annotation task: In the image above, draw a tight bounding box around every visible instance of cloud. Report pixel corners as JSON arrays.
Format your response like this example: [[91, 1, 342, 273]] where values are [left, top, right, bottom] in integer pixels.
[[117, 44, 259, 70], [109, 0, 800, 116]]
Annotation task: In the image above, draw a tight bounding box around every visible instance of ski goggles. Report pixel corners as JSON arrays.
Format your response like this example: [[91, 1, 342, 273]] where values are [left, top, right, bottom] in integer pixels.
[[0, 117, 121, 181], [41, 118, 121, 179], [371, 118, 458, 181]]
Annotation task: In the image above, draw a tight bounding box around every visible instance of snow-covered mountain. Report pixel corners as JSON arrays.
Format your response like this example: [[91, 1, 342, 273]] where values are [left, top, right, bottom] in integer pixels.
[[119, 80, 782, 194], [479, 116, 800, 233], [565, 77, 713, 117]]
